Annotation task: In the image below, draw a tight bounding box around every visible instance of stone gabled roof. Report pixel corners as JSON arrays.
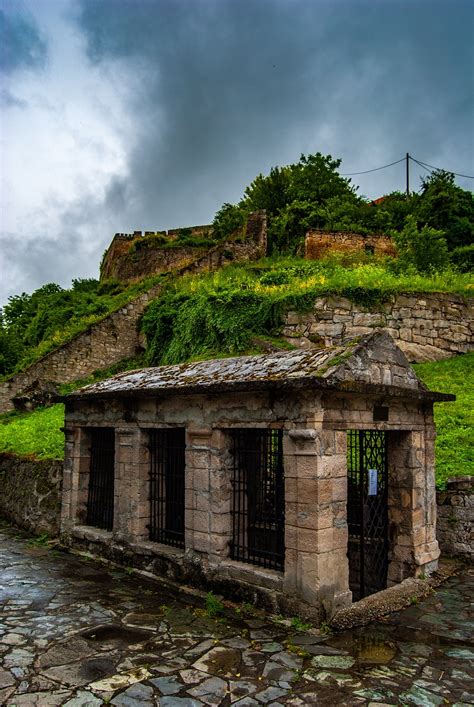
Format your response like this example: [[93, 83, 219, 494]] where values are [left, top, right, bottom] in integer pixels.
[[65, 331, 454, 403]]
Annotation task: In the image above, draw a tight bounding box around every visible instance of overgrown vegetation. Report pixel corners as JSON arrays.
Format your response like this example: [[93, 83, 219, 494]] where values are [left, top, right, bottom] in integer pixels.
[[414, 353, 474, 488], [1, 152, 472, 381], [213, 153, 474, 263], [0, 275, 167, 378], [129, 229, 216, 253], [141, 256, 472, 367]]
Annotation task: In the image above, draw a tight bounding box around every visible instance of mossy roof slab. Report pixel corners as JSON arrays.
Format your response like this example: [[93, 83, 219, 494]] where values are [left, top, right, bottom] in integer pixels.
[[64, 332, 454, 403]]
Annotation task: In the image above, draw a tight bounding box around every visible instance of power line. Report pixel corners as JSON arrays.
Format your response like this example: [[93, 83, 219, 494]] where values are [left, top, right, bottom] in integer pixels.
[[340, 157, 405, 176], [410, 156, 474, 180], [340, 154, 474, 180], [410, 157, 433, 173]]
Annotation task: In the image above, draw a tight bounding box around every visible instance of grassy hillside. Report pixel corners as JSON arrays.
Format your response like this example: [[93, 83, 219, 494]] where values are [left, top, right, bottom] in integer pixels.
[[414, 353, 474, 487], [141, 256, 472, 366], [0, 405, 65, 460], [0, 352, 471, 488]]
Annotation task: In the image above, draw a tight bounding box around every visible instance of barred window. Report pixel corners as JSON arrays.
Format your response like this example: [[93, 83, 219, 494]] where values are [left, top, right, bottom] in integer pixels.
[[148, 428, 185, 548], [86, 427, 115, 531], [230, 429, 285, 571]]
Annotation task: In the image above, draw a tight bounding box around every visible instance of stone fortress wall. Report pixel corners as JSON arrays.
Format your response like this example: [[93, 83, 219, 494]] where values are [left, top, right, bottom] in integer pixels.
[[100, 224, 214, 281], [0, 218, 472, 413], [0, 213, 267, 413], [305, 229, 397, 260]]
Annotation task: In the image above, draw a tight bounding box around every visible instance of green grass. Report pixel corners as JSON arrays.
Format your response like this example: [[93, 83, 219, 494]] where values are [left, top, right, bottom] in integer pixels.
[[141, 256, 473, 367], [2, 273, 168, 381], [0, 404, 65, 460], [414, 352, 474, 488]]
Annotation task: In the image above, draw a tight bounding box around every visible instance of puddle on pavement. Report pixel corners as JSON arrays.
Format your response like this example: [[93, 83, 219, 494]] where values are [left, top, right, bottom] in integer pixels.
[[78, 657, 117, 681], [81, 624, 152, 648], [330, 628, 397, 665]]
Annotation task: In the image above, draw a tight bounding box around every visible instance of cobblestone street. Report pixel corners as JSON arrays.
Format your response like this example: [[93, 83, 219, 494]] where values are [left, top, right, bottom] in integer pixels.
[[0, 525, 473, 706]]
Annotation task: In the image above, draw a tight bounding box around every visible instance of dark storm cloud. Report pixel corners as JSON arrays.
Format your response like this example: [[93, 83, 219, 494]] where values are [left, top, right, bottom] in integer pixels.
[[74, 0, 473, 228], [0, 7, 47, 74]]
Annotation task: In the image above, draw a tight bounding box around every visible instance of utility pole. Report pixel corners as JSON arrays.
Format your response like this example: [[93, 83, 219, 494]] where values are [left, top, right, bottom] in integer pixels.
[[406, 152, 410, 197]]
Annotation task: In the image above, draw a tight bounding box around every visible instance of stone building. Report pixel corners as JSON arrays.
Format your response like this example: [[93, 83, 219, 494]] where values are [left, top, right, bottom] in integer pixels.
[[60, 331, 453, 620]]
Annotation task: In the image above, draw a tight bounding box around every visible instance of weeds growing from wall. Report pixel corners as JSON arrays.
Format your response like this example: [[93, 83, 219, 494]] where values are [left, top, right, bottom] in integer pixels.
[[141, 256, 472, 367]]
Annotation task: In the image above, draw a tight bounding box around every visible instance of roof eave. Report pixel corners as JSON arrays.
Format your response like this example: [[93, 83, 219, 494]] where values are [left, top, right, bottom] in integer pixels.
[[60, 376, 454, 405]]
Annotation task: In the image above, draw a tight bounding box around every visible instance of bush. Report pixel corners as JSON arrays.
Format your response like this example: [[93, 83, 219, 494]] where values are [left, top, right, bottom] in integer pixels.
[[451, 244, 474, 273], [394, 215, 449, 274]]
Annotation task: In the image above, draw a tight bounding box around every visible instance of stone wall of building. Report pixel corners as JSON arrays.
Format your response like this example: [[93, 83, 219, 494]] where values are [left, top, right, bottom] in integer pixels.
[[61, 370, 440, 619], [0, 215, 267, 413], [305, 230, 397, 260], [282, 293, 473, 362], [0, 454, 63, 536], [436, 477, 473, 560]]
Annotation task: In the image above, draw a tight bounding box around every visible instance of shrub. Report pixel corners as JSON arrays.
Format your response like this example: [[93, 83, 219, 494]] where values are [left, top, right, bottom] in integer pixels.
[[451, 244, 474, 273], [394, 215, 449, 274]]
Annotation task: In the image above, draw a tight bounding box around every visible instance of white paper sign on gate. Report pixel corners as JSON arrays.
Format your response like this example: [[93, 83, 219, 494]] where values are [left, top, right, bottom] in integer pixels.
[[368, 468, 378, 496]]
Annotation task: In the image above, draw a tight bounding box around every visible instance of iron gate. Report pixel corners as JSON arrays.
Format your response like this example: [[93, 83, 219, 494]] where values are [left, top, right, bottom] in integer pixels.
[[347, 430, 388, 600], [86, 427, 115, 531], [230, 429, 285, 571], [148, 428, 185, 548]]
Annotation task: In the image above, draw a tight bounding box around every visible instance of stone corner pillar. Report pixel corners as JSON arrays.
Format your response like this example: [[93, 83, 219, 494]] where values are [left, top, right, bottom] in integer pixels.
[[283, 426, 351, 619], [387, 428, 440, 585]]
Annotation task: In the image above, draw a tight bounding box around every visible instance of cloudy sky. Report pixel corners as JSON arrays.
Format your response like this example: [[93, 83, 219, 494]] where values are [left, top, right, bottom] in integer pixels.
[[0, 0, 473, 306]]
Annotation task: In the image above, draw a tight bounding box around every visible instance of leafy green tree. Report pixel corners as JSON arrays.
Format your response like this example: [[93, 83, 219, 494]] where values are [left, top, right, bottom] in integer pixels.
[[287, 153, 357, 204], [212, 202, 248, 241], [394, 215, 449, 273], [243, 165, 292, 215], [417, 170, 474, 250]]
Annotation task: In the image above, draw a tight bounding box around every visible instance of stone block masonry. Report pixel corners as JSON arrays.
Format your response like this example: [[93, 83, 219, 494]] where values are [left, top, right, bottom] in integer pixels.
[[437, 476, 473, 560], [305, 229, 397, 260], [282, 293, 473, 362], [0, 215, 267, 413], [0, 454, 63, 536], [101, 213, 266, 283]]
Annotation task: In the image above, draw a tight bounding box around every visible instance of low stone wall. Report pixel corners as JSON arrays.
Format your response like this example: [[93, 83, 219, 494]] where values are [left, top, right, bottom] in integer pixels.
[[0, 454, 63, 536], [0, 217, 267, 413], [436, 477, 473, 560], [305, 230, 396, 260], [282, 293, 473, 362]]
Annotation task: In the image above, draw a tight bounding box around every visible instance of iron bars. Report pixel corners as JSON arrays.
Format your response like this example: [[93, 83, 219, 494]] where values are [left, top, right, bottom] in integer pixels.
[[86, 427, 115, 531], [347, 429, 389, 600], [148, 428, 185, 549], [230, 428, 285, 571]]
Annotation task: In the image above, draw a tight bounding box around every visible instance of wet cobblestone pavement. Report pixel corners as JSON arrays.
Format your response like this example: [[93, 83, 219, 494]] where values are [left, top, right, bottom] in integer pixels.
[[0, 526, 473, 706]]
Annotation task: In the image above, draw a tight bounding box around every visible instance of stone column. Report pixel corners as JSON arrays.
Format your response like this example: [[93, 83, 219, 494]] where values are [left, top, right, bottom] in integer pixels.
[[132, 428, 152, 541], [387, 427, 440, 584], [185, 428, 231, 562], [283, 427, 351, 618], [62, 426, 91, 530], [113, 426, 141, 543]]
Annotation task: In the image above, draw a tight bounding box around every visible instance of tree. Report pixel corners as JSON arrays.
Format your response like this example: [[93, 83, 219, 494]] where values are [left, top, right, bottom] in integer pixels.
[[212, 203, 247, 241], [417, 170, 474, 250], [287, 153, 358, 204], [243, 165, 292, 216], [394, 215, 449, 273]]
